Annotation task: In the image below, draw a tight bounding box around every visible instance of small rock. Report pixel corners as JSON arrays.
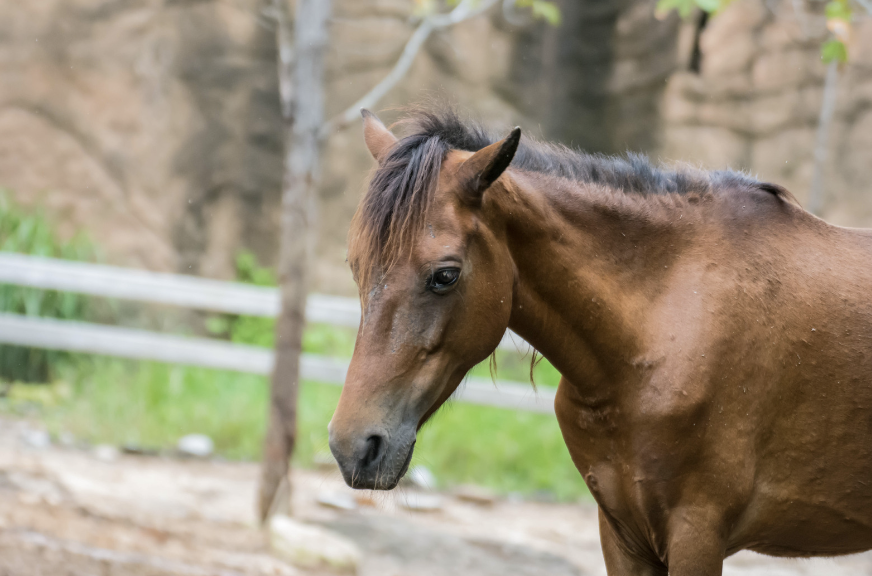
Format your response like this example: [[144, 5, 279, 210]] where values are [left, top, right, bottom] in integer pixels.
[[177, 434, 214, 458], [93, 444, 120, 462], [399, 492, 443, 512], [453, 484, 497, 506], [316, 491, 357, 511], [407, 465, 436, 490], [20, 429, 51, 449], [269, 514, 361, 572]]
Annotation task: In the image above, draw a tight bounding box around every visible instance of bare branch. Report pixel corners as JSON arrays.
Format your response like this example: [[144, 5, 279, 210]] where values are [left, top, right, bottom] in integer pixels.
[[271, 0, 294, 120], [321, 0, 500, 137], [808, 60, 840, 215], [322, 20, 433, 136]]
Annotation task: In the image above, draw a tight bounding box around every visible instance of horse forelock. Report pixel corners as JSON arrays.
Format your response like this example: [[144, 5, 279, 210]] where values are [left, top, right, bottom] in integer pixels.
[[348, 130, 442, 294]]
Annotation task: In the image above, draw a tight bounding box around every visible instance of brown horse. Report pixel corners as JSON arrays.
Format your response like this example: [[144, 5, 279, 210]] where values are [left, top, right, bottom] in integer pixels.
[[328, 107, 872, 575]]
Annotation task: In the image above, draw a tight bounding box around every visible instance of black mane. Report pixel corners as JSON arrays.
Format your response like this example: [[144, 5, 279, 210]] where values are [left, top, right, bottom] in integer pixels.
[[348, 107, 794, 290], [401, 108, 787, 198]]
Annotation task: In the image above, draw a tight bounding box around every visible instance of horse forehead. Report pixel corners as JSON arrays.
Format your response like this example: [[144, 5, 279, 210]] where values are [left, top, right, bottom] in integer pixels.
[[430, 169, 476, 232], [420, 209, 471, 263], [361, 268, 411, 316], [427, 198, 464, 231], [415, 230, 464, 262]]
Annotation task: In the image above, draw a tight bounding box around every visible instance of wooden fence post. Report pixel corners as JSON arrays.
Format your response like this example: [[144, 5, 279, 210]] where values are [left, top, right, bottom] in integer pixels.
[[258, 0, 332, 522]]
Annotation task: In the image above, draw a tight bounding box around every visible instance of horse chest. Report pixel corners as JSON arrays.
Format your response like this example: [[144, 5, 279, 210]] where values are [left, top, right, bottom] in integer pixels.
[[554, 384, 620, 464], [553, 376, 732, 545], [554, 374, 704, 463], [553, 395, 672, 557], [554, 381, 645, 499]]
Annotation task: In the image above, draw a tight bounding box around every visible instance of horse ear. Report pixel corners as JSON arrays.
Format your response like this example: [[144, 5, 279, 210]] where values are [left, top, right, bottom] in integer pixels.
[[361, 109, 398, 163], [455, 127, 521, 205]]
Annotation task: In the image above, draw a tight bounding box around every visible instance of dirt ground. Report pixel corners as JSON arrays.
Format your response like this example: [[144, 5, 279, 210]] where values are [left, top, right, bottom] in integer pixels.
[[0, 417, 871, 576]]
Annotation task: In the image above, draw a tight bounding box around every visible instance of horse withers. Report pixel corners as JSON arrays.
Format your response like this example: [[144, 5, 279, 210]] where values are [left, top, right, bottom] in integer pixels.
[[327, 107, 872, 575]]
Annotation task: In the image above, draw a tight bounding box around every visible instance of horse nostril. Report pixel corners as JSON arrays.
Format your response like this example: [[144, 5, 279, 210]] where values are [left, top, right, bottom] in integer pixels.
[[360, 434, 384, 468]]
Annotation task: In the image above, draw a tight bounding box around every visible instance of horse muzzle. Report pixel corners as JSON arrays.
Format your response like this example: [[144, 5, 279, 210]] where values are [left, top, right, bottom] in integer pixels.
[[328, 424, 416, 490]]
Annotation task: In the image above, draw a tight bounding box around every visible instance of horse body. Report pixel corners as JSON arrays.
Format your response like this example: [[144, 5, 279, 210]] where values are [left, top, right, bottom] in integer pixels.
[[504, 179, 872, 568], [329, 108, 872, 575]]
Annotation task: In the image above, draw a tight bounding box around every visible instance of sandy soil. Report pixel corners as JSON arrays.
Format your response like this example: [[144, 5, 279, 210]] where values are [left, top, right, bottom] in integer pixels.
[[0, 417, 870, 576]]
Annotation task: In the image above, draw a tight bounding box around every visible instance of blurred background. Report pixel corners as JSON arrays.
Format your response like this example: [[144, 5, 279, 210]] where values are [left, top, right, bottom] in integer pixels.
[[4, 0, 871, 287], [0, 0, 870, 574]]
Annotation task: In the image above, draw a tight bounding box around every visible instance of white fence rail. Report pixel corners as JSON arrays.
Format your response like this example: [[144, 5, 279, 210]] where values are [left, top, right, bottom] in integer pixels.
[[0, 253, 528, 352], [0, 314, 553, 413], [0, 254, 552, 414]]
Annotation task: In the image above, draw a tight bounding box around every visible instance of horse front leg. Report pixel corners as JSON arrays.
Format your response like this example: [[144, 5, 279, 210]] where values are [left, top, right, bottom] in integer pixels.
[[598, 509, 668, 576], [663, 509, 726, 576]]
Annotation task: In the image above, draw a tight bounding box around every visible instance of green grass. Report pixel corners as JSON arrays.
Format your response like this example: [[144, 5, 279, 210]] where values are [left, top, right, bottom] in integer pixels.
[[43, 358, 270, 460], [0, 189, 100, 382], [0, 342, 587, 501], [414, 399, 584, 499]]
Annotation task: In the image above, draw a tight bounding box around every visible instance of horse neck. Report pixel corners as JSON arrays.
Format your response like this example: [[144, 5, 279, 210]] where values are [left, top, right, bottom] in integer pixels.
[[496, 173, 690, 392]]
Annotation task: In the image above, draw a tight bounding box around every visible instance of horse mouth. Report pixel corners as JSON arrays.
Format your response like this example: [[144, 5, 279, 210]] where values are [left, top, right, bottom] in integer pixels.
[[348, 440, 416, 491], [396, 440, 416, 482], [375, 440, 416, 491]]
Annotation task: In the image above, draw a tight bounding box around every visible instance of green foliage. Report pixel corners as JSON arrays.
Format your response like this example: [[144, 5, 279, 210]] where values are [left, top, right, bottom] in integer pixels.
[[657, 0, 857, 64], [235, 251, 278, 287], [0, 203, 581, 498], [825, 0, 853, 21], [204, 251, 276, 346], [212, 251, 362, 357], [515, 0, 562, 25], [0, 190, 97, 382], [656, 0, 727, 18], [6, 354, 585, 500], [33, 357, 269, 459], [822, 0, 852, 63], [822, 39, 849, 63], [213, 250, 276, 344], [414, 0, 440, 17], [416, 400, 582, 498]]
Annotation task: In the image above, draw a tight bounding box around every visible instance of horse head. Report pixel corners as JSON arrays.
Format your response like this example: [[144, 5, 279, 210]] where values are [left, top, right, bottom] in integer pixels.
[[328, 110, 521, 489]]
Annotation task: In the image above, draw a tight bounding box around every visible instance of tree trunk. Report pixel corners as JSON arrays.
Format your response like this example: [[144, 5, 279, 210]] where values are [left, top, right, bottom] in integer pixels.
[[258, 0, 331, 523]]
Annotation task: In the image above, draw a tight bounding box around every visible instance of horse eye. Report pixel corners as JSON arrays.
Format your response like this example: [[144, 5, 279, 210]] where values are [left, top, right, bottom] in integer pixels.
[[428, 268, 460, 293]]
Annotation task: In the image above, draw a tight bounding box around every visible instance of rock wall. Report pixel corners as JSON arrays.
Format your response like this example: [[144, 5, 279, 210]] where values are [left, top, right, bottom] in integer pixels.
[[0, 0, 531, 294], [504, 0, 680, 153], [0, 0, 284, 277], [662, 0, 872, 225], [318, 0, 681, 291], [317, 0, 524, 292], [1, 0, 870, 296]]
